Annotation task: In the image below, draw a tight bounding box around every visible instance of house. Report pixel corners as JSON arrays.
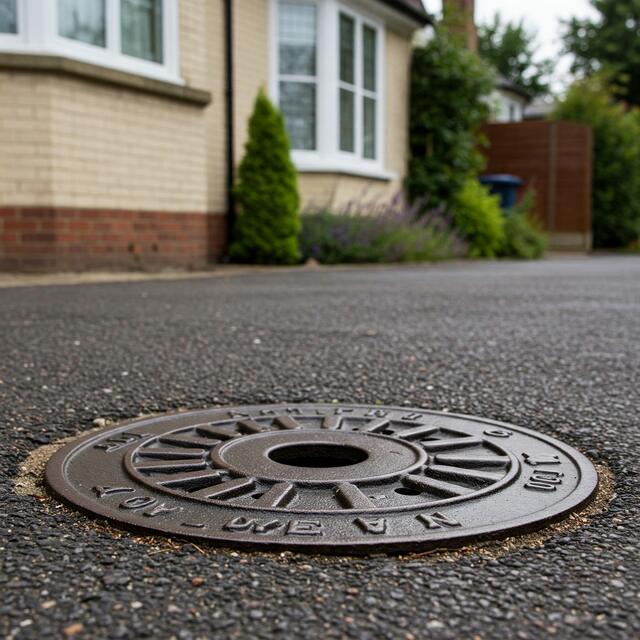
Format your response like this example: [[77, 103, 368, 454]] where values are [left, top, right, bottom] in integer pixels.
[[0, 0, 430, 271], [489, 75, 531, 123], [431, 0, 531, 123], [524, 96, 555, 121]]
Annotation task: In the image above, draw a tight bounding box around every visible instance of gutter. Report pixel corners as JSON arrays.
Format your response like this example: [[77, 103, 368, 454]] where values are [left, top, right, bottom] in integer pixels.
[[224, 0, 236, 248], [379, 0, 433, 25]]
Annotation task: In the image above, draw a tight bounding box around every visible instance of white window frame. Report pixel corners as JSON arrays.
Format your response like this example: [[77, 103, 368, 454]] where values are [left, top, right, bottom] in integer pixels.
[[270, 0, 392, 180], [277, 0, 319, 152], [337, 5, 379, 161], [0, 0, 181, 84]]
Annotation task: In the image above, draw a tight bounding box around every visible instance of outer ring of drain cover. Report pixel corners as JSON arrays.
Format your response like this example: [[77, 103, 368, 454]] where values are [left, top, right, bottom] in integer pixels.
[[45, 404, 599, 553]]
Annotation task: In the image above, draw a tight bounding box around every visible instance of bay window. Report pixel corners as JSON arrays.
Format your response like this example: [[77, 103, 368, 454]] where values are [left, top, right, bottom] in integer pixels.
[[273, 0, 387, 178], [338, 13, 379, 159], [0, 0, 17, 34], [58, 0, 106, 47], [121, 0, 164, 63], [339, 13, 355, 152], [0, 0, 178, 82], [278, 2, 317, 151], [362, 24, 378, 159]]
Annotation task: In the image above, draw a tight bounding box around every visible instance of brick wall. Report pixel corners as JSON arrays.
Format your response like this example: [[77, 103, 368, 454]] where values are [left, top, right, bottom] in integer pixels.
[[0, 74, 55, 207], [233, 0, 270, 158], [0, 0, 214, 214], [442, 0, 478, 51], [179, 0, 210, 89], [383, 28, 412, 197], [0, 0, 420, 270], [297, 174, 395, 210], [0, 0, 227, 271], [45, 77, 209, 212], [0, 208, 225, 271]]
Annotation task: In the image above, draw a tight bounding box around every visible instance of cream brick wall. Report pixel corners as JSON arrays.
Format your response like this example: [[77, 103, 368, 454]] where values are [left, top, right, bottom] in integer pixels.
[[0, 0, 214, 213], [0, 73, 55, 206], [384, 28, 411, 191], [0, 0, 415, 215], [233, 0, 270, 159], [297, 174, 398, 210], [45, 76, 208, 211], [179, 0, 210, 90]]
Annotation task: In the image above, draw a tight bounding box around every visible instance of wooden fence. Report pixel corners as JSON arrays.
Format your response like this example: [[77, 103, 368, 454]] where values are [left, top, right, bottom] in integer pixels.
[[481, 121, 593, 251]]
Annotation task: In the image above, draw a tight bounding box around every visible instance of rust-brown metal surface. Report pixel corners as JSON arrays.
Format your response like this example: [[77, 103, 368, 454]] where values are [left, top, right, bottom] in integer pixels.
[[45, 404, 599, 553]]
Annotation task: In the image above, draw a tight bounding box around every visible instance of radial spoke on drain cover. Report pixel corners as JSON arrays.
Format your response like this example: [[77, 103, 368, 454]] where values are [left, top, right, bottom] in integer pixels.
[[45, 404, 598, 553]]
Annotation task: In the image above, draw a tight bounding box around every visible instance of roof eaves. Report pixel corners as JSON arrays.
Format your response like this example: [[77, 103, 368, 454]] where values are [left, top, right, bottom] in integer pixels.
[[497, 76, 533, 101], [377, 0, 433, 26]]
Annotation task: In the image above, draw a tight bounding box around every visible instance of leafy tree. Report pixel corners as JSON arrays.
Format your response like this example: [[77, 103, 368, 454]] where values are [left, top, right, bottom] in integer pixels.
[[229, 90, 301, 264], [407, 32, 495, 210], [552, 76, 640, 248], [563, 0, 640, 106], [478, 14, 553, 98]]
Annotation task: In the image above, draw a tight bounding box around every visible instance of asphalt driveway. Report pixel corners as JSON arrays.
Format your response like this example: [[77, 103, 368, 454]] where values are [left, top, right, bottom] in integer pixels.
[[1, 257, 639, 639]]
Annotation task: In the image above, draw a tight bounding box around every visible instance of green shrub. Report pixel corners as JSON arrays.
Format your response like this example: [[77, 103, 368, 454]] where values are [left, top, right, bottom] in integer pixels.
[[452, 179, 505, 257], [552, 76, 640, 249], [229, 89, 301, 264], [300, 196, 465, 265], [501, 213, 548, 259], [499, 192, 548, 259], [407, 32, 495, 211]]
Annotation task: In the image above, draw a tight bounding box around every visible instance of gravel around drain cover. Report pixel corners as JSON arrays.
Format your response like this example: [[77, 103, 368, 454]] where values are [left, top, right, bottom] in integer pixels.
[[45, 404, 599, 554]]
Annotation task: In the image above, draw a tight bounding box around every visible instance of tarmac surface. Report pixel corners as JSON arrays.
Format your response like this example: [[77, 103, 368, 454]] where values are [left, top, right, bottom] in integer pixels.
[[1, 257, 639, 640]]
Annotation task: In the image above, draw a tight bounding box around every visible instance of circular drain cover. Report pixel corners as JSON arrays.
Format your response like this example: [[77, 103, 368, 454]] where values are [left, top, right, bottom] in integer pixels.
[[46, 404, 598, 553]]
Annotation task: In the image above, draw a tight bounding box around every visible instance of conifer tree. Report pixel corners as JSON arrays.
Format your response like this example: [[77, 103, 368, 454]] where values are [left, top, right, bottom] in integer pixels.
[[229, 90, 301, 264]]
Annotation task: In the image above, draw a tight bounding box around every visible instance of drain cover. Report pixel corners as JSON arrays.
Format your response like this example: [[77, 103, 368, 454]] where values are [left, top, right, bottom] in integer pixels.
[[45, 404, 598, 553]]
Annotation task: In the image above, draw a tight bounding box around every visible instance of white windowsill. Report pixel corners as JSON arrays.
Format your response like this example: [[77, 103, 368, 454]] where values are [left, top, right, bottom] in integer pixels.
[[292, 154, 397, 181], [0, 0, 181, 85], [0, 42, 183, 85]]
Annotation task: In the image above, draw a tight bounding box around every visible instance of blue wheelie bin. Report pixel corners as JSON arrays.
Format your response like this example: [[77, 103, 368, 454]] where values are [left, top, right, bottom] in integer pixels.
[[480, 174, 523, 212]]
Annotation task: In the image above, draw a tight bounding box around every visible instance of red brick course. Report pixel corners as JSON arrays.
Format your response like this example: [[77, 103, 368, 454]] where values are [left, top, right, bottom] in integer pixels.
[[0, 207, 226, 271]]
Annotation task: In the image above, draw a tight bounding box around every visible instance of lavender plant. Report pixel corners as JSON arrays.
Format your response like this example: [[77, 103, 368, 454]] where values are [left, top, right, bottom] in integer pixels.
[[300, 193, 466, 264]]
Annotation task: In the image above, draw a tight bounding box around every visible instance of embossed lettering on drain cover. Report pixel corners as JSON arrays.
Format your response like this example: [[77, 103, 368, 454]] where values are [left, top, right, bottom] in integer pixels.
[[45, 405, 598, 553]]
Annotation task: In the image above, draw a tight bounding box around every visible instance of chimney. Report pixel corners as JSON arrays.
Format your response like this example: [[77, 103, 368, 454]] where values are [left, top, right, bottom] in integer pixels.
[[442, 0, 477, 51]]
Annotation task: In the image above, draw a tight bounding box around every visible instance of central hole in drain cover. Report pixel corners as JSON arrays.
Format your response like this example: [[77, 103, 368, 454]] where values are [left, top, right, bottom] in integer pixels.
[[268, 444, 369, 468]]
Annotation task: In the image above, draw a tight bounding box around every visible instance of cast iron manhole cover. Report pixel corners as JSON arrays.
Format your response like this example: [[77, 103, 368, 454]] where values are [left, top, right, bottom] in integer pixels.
[[45, 404, 598, 553]]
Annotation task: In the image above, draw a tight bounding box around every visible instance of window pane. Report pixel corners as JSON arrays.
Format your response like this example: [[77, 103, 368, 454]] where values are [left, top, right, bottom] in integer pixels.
[[280, 81, 316, 150], [0, 0, 17, 34], [339, 13, 355, 85], [121, 0, 163, 63], [58, 0, 106, 47], [279, 2, 316, 76], [363, 97, 376, 159], [363, 25, 377, 92], [340, 89, 355, 153]]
